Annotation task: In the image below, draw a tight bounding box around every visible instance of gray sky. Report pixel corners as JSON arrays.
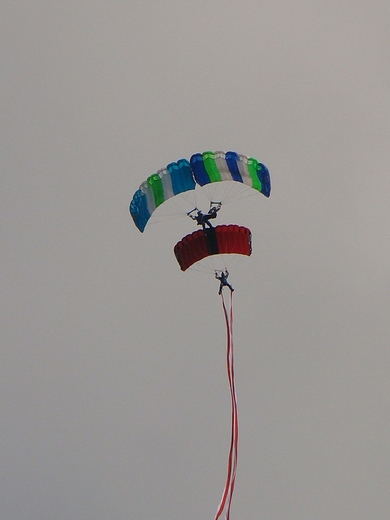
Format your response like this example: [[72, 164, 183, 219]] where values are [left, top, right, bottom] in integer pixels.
[[2, 1, 390, 519]]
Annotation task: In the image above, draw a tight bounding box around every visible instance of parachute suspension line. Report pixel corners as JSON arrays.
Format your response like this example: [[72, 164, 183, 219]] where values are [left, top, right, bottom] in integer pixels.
[[215, 289, 238, 520]]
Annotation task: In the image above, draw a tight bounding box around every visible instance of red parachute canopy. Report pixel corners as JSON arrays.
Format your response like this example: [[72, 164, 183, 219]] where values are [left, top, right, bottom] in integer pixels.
[[174, 224, 252, 271]]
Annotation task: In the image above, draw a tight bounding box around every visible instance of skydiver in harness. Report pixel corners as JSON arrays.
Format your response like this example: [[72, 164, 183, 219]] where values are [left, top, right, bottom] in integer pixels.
[[215, 269, 234, 295], [188, 202, 222, 230]]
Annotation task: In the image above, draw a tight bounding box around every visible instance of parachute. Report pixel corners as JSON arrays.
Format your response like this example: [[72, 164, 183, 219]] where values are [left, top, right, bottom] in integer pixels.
[[190, 150, 270, 196], [130, 151, 270, 233], [174, 225, 252, 271], [129, 151, 270, 520]]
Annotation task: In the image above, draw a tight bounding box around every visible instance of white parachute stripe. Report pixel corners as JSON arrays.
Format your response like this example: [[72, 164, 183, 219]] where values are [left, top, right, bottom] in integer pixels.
[[214, 151, 232, 182], [237, 154, 252, 187], [140, 180, 156, 214], [159, 168, 174, 200]]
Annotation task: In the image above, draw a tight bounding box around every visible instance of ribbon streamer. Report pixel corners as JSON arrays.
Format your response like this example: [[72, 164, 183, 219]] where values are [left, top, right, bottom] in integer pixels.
[[215, 290, 238, 520]]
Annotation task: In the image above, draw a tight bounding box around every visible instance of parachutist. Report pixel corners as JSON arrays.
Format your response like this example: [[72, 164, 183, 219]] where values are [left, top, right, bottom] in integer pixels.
[[215, 269, 234, 295], [189, 204, 221, 230]]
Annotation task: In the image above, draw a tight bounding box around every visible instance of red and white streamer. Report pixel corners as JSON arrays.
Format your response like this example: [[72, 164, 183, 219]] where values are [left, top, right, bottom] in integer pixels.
[[215, 290, 238, 520]]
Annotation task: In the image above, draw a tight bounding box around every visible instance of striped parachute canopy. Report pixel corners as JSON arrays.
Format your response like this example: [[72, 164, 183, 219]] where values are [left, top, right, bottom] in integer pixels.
[[130, 151, 270, 232], [190, 150, 270, 196]]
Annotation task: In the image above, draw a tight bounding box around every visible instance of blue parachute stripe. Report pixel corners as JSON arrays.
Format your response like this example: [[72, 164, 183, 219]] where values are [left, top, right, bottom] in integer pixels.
[[130, 189, 151, 232], [190, 153, 210, 186], [167, 159, 195, 195], [225, 151, 244, 183], [257, 163, 271, 197]]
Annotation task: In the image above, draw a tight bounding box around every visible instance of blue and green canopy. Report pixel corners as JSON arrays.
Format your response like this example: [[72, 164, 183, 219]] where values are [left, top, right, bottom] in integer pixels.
[[130, 151, 270, 232]]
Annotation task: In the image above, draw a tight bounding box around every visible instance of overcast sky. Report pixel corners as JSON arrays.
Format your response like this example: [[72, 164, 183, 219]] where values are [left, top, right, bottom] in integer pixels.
[[2, 1, 390, 519]]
